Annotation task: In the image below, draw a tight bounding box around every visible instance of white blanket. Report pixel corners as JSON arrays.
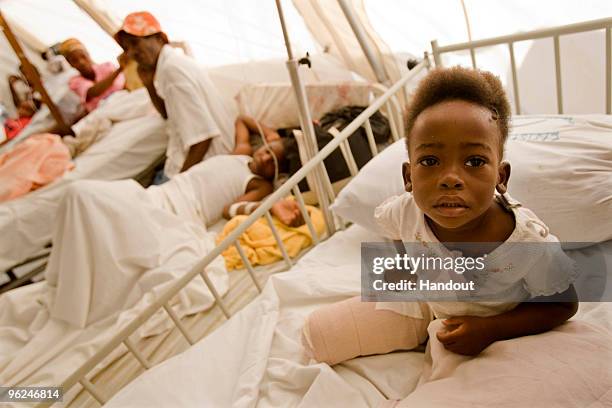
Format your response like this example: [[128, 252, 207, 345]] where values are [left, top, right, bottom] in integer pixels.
[[0, 180, 227, 392], [107, 230, 612, 407], [63, 88, 158, 157], [0, 91, 167, 272]]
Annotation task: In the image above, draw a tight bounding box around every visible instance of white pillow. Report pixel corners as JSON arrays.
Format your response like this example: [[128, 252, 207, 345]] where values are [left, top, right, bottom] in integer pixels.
[[235, 82, 371, 129], [331, 115, 612, 246]]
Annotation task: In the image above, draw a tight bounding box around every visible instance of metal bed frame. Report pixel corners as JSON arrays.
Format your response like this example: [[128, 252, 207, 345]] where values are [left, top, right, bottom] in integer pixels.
[[430, 16, 612, 115], [34, 16, 612, 405], [0, 79, 404, 293], [25, 60, 427, 406], [0, 152, 166, 294]]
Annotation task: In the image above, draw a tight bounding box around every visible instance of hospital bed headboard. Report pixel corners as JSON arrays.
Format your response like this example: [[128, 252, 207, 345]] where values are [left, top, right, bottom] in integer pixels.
[[430, 16, 612, 115], [51, 60, 429, 407]]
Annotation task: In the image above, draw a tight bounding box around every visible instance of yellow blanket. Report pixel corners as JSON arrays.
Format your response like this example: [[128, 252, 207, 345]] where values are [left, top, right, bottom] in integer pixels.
[[217, 205, 325, 270]]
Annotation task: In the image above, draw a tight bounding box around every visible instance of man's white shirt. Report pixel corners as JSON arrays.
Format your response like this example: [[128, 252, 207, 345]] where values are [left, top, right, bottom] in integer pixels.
[[154, 45, 235, 177]]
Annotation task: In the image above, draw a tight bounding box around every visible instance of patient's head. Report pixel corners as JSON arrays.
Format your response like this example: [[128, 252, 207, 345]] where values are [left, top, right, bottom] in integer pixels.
[[250, 138, 293, 180], [59, 38, 95, 80], [119, 33, 168, 70], [114, 12, 168, 70], [402, 66, 511, 231]]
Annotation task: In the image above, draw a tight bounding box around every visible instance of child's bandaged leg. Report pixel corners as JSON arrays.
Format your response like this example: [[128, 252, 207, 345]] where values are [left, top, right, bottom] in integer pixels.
[[302, 296, 431, 365]]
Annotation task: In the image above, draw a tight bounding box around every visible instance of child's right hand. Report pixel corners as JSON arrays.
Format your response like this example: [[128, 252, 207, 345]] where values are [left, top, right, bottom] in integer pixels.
[[436, 316, 495, 356]]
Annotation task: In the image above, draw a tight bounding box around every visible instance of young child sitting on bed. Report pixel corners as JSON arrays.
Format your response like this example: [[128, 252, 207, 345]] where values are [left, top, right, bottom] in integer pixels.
[[302, 66, 579, 365]]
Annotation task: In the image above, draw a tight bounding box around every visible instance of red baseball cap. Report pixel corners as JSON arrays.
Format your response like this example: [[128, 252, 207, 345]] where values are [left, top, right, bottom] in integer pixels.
[[114, 11, 162, 42]]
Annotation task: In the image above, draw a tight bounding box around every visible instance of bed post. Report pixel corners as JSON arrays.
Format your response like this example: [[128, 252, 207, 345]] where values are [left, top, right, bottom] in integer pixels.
[[0, 12, 71, 135], [430, 40, 442, 67], [553, 35, 563, 114], [275, 0, 336, 235], [606, 27, 611, 115]]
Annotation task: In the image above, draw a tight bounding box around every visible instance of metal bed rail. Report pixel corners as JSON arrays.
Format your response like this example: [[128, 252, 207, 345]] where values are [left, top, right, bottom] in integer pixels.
[[430, 16, 612, 115], [42, 59, 429, 407]]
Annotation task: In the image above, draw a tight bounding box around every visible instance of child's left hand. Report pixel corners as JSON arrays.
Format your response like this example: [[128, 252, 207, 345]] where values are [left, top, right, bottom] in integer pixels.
[[436, 316, 495, 356]]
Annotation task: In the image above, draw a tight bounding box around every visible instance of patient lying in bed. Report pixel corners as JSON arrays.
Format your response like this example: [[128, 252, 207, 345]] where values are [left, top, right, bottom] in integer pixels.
[[303, 68, 579, 380], [45, 133, 302, 327]]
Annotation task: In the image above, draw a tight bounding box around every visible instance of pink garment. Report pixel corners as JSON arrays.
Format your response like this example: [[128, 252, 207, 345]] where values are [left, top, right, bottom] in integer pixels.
[[3, 116, 32, 141], [0, 133, 74, 202], [69, 62, 125, 112]]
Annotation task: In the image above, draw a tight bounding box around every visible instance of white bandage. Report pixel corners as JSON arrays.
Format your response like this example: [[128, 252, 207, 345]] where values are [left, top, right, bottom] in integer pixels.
[[243, 201, 258, 215], [229, 201, 247, 218], [228, 201, 258, 217]]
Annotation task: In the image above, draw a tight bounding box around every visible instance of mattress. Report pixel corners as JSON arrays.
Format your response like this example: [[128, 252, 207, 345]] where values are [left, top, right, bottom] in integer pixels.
[[0, 114, 167, 272], [105, 224, 612, 407]]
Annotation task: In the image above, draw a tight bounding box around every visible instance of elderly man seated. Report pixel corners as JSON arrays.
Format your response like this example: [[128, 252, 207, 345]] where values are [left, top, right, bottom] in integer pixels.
[[115, 12, 235, 183]]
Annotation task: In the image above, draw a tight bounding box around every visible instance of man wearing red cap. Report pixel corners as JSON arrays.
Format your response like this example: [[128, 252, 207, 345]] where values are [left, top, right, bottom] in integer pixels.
[[115, 12, 235, 182]]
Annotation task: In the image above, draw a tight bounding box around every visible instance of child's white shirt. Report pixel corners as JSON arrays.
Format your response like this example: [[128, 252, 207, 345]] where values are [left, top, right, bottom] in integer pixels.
[[373, 193, 578, 319]]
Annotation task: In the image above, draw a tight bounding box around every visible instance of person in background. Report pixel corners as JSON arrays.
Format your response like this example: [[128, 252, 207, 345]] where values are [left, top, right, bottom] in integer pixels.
[[234, 115, 281, 151], [59, 38, 126, 114], [114, 12, 235, 183], [2, 74, 41, 142]]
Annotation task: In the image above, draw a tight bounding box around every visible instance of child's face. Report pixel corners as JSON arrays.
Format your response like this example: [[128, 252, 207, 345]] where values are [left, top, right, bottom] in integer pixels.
[[405, 99, 510, 231]]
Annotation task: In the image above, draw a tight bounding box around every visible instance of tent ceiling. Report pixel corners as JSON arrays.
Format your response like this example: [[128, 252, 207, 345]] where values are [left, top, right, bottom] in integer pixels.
[[364, 0, 612, 55], [0, 0, 121, 61], [73, 0, 320, 67], [1, 0, 612, 114], [3, 0, 612, 68]]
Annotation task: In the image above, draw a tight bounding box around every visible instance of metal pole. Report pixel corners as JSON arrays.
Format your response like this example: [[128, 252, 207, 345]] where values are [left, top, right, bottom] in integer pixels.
[[336, 0, 388, 84], [606, 27, 611, 114], [431, 39, 442, 67], [434, 16, 612, 54], [459, 0, 476, 68], [275, 0, 336, 235]]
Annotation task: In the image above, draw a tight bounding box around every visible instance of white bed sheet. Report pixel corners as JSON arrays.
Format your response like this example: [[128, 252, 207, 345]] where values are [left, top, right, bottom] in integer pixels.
[[0, 179, 229, 405], [107, 224, 612, 408], [0, 106, 167, 272]]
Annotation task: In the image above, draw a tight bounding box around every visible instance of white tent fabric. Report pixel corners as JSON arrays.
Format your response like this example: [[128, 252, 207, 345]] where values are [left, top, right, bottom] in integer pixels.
[[3, 0, 611, 116], [0, 0, 121, 113], [513, 30, 609, 114], [293, 0, 382, 82], [72, 0, 122, 36], [364, 0, 612, 57], [73, 0, 320, 68], [363, 0, 612, 114], [0, 0, 120, 58], [0, 0, 356, 114], [292, 1, 408, 100]]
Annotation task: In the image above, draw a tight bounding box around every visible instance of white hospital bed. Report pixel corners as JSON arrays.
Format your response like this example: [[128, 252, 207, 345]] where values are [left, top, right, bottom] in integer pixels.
[[0, 75, 400, 278], [2, 62, 412, 406], [0, 65, 408, 405], [104, 226, 612, 408], [92, 18, 612, 407], [0, 89, 167, 274]]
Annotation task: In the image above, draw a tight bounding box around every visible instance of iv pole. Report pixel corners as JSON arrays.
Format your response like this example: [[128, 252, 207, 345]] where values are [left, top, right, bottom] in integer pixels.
[[274, 0, 336, 235]]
